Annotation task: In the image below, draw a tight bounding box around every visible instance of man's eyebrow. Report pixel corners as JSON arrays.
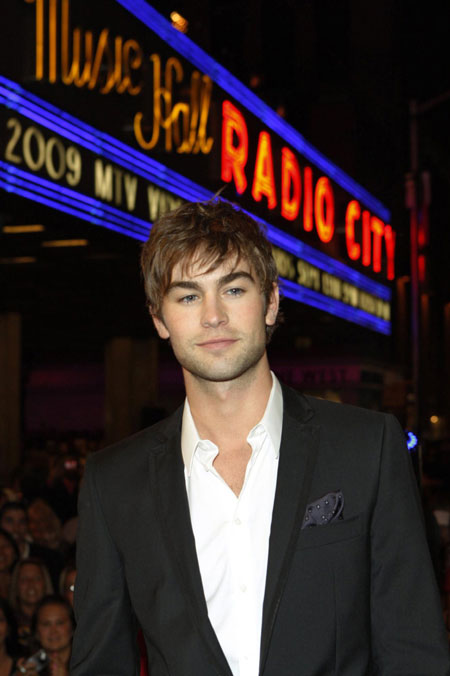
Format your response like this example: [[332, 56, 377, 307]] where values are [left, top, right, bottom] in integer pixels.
[[166, 270, 255, 293], [166, 280, 202, 293], [218, 271, 255, 286]]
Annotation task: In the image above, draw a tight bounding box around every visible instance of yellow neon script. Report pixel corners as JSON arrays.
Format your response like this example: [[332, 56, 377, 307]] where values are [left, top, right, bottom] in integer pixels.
[[134, 54, 213, 154], [26, 0, 143, 95], [25, 0, 214, 155]]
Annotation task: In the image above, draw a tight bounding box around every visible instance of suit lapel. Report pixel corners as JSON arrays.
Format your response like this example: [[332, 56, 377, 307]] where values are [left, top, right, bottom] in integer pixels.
[[149, 418, 233, 676], [259, 386, 319, 673]]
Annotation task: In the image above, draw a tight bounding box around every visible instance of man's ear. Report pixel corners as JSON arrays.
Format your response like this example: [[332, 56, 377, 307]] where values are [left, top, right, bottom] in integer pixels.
[[265, 283, 279, 326], [151, 313, 170, 340]]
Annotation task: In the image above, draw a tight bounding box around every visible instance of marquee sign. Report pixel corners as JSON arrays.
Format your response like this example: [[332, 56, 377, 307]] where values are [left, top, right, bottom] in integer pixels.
[[0, 0, 393, 334]]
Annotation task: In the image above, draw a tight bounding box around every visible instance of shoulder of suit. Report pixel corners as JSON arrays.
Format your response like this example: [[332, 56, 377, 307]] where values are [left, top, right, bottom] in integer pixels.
[[281, 385, 404, 459], [86, 405, 183, 471], [281, 381, 390, 428], [306, 394, 387, 423]]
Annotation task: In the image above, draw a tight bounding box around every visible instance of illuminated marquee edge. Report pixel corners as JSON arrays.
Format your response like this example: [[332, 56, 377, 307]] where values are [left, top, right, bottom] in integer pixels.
[[115, 0, 391, 223], [0, 78, 390, 299], [0, 80, 391, 334], [280, 278, 390, 336], [0, 162, 390, 335]]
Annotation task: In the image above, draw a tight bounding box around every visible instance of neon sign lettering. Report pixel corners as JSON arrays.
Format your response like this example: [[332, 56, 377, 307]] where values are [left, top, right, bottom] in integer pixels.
[[134, 54, 213, 154], [314, 176, 334, 243], [26, 0, 143, 94], [281, 147, 301, 221], [25, 0, 214, 156], [251, 131, 277, 209], [222, 100, 396, 279], [344, 201, 396, 280]]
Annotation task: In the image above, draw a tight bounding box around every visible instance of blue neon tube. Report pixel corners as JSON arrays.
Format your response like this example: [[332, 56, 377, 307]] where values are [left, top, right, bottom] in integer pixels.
[[279, 277, 391, 335]]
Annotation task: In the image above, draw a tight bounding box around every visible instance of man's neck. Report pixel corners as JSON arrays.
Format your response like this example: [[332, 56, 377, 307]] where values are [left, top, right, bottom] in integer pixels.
[[184, 356, 273, 448]]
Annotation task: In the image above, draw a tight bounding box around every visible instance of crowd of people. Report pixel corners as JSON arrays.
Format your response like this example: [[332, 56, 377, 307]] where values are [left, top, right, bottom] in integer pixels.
[[0, 437, 154, 675], [0, 439, 82, 675], [0, 432, 449, 674]]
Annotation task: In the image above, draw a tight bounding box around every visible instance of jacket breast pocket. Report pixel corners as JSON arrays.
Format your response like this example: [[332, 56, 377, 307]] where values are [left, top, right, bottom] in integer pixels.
[[296, 513, 363, 550]]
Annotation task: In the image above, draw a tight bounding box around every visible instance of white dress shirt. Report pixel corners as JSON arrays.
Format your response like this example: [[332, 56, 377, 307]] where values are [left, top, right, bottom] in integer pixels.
[[182, 373, 283, 676]]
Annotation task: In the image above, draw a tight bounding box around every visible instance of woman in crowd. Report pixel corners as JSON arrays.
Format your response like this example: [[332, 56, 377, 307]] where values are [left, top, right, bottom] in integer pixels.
[[15, 596, 74, 676], [0, 532, 19, 600], [9, 561, 52, 650], [0, 599, 19, 676]]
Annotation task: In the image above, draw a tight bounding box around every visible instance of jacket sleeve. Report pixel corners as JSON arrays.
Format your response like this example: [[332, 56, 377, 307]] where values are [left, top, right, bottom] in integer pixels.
[[370, 414, 450, 675], [70, 458, 140, 676]]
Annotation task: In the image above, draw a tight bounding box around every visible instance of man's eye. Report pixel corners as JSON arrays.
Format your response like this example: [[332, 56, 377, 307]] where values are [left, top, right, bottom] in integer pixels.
[[226, 287, 244, 296], [179, 294, 198, 304]]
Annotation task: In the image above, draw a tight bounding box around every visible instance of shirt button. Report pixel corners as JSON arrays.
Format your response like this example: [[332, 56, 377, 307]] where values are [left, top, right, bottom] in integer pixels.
[[240, 584, 247, 592], [234, 518, 242, 525]]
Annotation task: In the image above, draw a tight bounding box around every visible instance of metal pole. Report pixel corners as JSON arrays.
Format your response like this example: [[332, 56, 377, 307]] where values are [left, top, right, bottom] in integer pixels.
[[409, 100, 420, 435]]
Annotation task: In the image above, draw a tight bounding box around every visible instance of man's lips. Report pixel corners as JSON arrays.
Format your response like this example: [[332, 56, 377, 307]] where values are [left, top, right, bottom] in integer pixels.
[[196, 338, 238, 349]]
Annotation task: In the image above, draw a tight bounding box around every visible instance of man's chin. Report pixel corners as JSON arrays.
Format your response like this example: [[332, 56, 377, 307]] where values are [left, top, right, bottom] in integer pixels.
[[182, 355, 266, 385]]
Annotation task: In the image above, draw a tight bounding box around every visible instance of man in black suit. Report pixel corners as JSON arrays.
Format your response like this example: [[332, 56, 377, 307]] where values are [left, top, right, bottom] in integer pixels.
[[71, 200, 449, 675]]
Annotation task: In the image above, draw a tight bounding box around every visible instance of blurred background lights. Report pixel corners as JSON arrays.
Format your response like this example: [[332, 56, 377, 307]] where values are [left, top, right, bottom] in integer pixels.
[[170, 11, 188, 33], [41, 239, 89, 248], [3, 224, 45, 233], [430, 415, 439, 424], [0, 256, 36, 264], [406, 431, 418, 451]]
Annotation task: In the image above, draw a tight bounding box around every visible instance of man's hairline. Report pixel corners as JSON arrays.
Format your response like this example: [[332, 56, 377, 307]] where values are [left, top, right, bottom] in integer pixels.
[[148, 244, 279, 317]]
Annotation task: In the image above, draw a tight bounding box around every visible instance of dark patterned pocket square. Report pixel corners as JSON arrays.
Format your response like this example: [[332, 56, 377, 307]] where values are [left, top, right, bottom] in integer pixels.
[[302, 490, 344, 529]]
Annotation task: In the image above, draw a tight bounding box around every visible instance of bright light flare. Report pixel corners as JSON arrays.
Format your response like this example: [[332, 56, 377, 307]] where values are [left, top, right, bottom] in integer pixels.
[[170, 11, 188, 33]]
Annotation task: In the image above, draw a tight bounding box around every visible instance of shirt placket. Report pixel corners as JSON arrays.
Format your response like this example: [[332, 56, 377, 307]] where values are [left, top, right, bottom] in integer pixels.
[[231, 437, 263, 676]]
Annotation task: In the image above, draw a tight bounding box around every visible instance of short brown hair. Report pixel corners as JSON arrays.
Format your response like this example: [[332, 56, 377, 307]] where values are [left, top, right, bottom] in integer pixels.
[[141, 200, 280, 335]]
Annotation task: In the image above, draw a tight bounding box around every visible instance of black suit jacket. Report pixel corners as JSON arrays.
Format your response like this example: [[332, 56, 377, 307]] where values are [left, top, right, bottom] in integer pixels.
[[71, 385, 450, 675]]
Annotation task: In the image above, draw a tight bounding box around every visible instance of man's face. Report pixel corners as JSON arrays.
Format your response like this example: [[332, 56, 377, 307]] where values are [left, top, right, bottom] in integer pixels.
[[0, 508, 28, 544], [152, 255, 278, 385]]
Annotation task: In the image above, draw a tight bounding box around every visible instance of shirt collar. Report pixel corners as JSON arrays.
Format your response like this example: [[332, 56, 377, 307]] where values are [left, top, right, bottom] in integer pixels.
[[181, 372, 283, 476]]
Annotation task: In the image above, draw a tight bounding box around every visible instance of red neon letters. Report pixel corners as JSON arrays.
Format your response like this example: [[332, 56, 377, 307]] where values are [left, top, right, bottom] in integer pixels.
[[345, 200, 361, 260], [221, 100, 396, 279], [383, 225, 396, 281], [252, 131, 277, 209], [314, 177, 335, 243], [221, 100, 248, 194], [344, 201, 396, 280], [281, 147, 301, 221], [303, 166, 313, 232]]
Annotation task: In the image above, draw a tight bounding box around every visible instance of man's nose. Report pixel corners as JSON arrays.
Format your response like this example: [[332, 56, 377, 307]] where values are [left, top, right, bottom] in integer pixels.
[[201, 294, 228, 328]]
